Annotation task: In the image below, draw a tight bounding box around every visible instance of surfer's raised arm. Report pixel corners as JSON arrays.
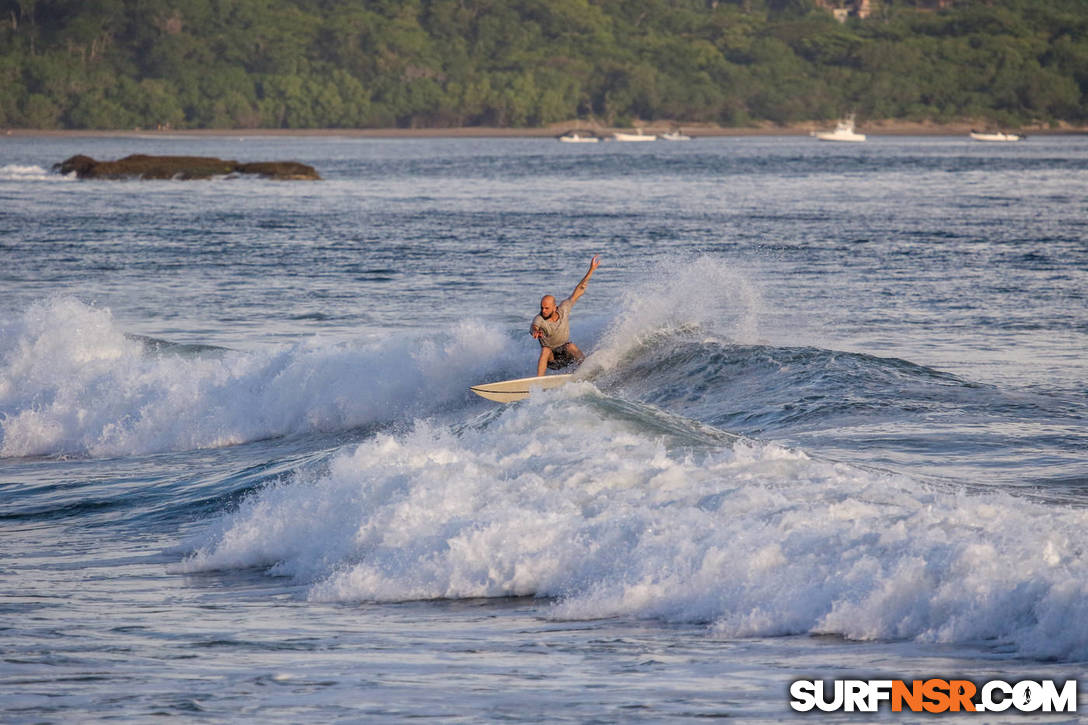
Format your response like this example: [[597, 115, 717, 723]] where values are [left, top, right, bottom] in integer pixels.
[[568, 255, 600, 305]]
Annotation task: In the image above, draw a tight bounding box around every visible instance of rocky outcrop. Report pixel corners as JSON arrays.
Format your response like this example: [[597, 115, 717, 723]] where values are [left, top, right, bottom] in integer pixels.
[[53, 154, 320, 180]]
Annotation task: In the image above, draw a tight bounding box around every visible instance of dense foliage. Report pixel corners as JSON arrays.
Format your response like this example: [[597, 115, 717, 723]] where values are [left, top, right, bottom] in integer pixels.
[[2, 0, 1085, 129]]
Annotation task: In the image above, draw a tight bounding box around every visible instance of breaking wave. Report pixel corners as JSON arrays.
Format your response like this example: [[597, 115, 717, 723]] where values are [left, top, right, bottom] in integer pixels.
[[0, 296, 518, 458], [178, 387, 1088, 661]]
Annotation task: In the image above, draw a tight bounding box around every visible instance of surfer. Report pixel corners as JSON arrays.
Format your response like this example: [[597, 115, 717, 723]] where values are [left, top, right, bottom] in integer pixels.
[[530, 255, 600, 376]]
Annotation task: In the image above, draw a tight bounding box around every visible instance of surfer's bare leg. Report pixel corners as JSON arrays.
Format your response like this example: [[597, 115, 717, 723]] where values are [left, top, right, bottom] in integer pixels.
[[564, 342, 585, 364], [537, 346, 554, 377]]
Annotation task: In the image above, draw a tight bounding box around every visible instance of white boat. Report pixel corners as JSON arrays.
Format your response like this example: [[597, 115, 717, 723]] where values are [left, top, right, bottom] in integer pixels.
[[557, 131, 599, 143], [970, 131, 1022, 142], [660, 130, 692, 141], [612, 129, 656, 142], [813, 116, 866, 142]]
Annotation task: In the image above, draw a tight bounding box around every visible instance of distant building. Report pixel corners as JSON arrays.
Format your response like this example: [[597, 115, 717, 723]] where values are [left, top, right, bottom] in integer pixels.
[[814, 0, 956, 22], [813, 0, 872, 21]]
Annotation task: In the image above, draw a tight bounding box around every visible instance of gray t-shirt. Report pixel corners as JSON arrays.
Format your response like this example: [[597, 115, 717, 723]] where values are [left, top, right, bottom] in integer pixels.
[[531, 298, 573, 349]]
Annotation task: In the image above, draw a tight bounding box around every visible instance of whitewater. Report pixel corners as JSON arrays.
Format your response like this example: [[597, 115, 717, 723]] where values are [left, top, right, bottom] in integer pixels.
[[2, 135, 1086, 722]]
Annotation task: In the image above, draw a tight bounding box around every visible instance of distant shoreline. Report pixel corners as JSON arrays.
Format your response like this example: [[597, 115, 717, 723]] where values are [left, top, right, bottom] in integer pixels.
[[5, 120, 1088, 139]]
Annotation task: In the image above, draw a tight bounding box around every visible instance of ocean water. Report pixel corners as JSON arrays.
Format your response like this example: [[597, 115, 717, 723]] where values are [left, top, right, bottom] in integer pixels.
[[2, 133, 1087, 722]]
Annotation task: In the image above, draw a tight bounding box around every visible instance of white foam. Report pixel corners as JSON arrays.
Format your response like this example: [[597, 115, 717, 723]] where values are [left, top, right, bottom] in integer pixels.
[[178, 390, 1088, 660], [0, 297, 519, 458], [0, 164, 68, 181]]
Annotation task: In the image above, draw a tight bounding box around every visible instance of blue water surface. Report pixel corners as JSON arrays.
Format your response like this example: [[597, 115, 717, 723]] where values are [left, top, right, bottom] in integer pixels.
[[2, 134, 1087, 722]]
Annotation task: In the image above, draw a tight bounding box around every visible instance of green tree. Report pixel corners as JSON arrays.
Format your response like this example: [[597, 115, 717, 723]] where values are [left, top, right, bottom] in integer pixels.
[[2, 0, 1086, 129], [22, 92, 62, 127]]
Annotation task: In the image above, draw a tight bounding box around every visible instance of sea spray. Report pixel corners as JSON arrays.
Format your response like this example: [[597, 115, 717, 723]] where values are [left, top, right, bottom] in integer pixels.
[[581, 256, 765, 377]]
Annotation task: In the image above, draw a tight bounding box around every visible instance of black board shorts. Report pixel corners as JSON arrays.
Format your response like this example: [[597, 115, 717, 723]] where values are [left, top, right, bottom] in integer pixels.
[[547, 345, 578, 370]]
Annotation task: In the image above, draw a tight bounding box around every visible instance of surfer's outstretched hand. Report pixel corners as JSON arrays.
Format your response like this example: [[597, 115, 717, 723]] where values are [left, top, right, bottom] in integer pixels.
[[571, 255, 600, 303]]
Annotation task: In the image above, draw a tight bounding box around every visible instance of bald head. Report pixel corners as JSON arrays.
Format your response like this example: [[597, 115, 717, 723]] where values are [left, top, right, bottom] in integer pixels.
[[539, 295, 557, 320]]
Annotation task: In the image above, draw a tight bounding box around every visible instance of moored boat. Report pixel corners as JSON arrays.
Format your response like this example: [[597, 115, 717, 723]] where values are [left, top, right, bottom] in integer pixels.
[[970, 130, 1023, 142], [557, 131, 600, 143], [612, 129, 656, 142], [813, 115, 866, 143], [660, 130, 692, 141]]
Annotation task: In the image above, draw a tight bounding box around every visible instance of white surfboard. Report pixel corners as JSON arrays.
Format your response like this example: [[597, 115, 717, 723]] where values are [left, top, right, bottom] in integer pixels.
[[469, 374, 574, 403]]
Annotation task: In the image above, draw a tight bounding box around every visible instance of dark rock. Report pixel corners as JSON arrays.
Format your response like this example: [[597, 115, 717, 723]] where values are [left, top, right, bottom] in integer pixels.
[[235, 161, 322, 180], [53, 154, 321, 181], [55, 154, 98, 176]]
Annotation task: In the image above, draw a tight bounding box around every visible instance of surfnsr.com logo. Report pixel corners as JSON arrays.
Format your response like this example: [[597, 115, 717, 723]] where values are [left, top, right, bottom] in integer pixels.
[[789, 678, 1078, 714]]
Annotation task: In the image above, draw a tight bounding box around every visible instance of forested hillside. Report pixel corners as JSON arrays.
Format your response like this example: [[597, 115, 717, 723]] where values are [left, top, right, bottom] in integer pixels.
[[2, 0, 1086, 130]]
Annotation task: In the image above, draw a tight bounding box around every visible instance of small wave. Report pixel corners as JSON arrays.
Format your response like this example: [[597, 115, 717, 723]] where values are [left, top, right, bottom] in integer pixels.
[[177, 389, 1088, 661], [0, 164, 68, 181], [124, 333, 231, 357], [593, 332, 981, 433], [591, 332, 1088, 488]]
